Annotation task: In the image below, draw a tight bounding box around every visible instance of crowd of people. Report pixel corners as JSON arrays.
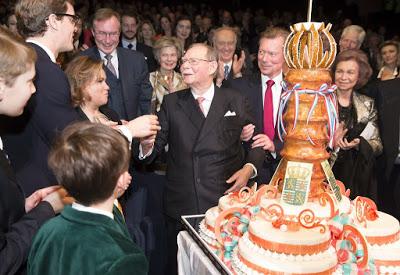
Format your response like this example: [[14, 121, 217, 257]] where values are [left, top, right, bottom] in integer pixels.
[[1, 0, 400, 275]]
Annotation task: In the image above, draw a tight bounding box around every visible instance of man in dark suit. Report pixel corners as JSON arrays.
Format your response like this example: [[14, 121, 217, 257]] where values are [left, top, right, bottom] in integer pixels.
[[3, 3, 159, 196], [376, 78, 400, 220], [119, 11, 157, 73], [82, 8, 153, 119], [224, 27, 289, 184], [140, 43, 265, 274]]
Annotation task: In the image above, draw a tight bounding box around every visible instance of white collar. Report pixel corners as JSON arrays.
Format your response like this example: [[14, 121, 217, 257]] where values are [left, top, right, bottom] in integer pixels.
[[98, 49, 118, 60], [0, 137, 3, 150], [261, 71, 283, 86], [191, 83, 214, 101], [72, 202, 114, 219], [122, 38, 137, 47], [26, 39, 56, 63]]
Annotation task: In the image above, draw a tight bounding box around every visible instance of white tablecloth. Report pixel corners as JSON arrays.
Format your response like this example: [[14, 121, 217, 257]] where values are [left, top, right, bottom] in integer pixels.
[[177, 231, 222, 275]]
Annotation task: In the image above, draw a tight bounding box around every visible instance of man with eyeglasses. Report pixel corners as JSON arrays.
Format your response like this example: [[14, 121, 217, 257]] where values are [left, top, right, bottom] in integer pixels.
[[139, 43, 264, 274], [2, 0, 160, 197], [223, 27, 289, 185], [82, 8, 153, 120]]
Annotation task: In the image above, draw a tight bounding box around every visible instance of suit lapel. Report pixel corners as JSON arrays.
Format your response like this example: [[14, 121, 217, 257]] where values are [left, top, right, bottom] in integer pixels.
[[177, 90, 205, 131], [250, 74, 264, 131], [116, 48, 130, 111], [197, 86, 228, 143]]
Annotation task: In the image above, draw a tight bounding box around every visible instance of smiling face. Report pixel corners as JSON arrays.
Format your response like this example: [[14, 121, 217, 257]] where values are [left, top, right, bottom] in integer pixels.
[[92, 16, 121, 54], [121, 15, 138, 40], [0, 64, 36, 116], [257, 36, 285, 78], [214, 29, 236, 63], [339, 30, 361, 52], [159, 46, 178, 72], [381, 44, 398, 66], [82, 69, 109, 109], [335, 60, 359, 93], [141, 23, 154, 40], [180, 45, 217, 91]]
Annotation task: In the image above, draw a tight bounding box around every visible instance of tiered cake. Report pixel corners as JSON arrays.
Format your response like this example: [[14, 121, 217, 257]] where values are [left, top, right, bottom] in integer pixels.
[[198, 21, 400, 275]]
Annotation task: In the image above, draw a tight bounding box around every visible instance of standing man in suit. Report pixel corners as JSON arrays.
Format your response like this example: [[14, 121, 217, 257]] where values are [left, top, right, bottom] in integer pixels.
[[82, 8, 153, 119], [376, 78, 400, 220], [140, 43, 265, 274], [225, 27, 289, 184], [3, 1, 160, 196], [119, 11, 157, 73]]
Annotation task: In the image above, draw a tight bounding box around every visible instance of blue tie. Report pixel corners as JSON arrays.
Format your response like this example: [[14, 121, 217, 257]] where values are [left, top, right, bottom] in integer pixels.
[[224, 65, 229, 79]]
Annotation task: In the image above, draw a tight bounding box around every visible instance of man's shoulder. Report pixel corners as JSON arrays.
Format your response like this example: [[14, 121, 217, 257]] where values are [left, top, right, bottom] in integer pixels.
[[117, 47, 146, 60]]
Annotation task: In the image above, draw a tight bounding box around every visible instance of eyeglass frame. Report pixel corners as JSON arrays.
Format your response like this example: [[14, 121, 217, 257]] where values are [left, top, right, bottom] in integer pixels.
[[53, 13, 81, 25], [92, 30, 121, 39], [179, 57, 215, 66]]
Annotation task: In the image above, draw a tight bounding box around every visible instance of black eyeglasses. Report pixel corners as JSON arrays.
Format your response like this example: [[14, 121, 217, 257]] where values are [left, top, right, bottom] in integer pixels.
[[54, 13, 81, 25]]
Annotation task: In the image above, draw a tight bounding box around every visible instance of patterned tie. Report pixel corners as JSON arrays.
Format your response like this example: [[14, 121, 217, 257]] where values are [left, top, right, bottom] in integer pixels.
[[263, 80, 275, 140], [197, 97, 206, 117], [105, 54, 117, 77], [224, 65, 229, 80], [127, 43, 133, 50]]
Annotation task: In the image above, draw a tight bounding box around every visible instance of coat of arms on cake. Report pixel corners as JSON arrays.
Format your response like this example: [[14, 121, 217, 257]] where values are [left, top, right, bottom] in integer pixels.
[[197, 6, 400, 275]]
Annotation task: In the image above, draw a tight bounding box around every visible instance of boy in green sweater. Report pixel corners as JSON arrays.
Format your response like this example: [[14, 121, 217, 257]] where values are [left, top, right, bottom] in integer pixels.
[[28, 122, 148, 275]]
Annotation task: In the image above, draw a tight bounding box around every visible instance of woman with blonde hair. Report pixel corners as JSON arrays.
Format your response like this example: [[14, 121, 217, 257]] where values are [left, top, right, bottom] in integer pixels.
[[150, 36, 187, 113], [377, 40, 400, 81], [138, 19, 156, 47]]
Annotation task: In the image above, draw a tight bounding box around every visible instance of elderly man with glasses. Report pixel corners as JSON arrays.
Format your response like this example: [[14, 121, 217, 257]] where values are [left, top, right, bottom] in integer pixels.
[[139, 43, 264, 274]]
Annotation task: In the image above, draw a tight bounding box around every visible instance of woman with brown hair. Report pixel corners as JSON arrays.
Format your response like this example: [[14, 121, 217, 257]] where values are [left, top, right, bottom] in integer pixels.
[[138, 20, 156, 47], [331, 49, 382, 200]]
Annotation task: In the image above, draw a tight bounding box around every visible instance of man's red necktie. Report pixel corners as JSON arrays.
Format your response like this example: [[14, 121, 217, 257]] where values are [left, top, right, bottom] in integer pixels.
[[263, 79, 275, 140]]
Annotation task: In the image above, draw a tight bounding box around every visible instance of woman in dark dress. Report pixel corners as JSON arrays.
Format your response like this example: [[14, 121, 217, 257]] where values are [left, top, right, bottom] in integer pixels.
[[331, 49, 382, 200], [0, 28, 67, 275]]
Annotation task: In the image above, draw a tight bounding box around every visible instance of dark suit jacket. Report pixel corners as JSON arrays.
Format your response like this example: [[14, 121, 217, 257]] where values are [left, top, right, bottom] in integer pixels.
[[376, 78, 400, 179], [119, 40, 157, 73], [2, 43, 80, 196], [139, 86, 264, 219], [28, 206, 148, 275], [224, 73, 284, 184], [0, 149, 55, 275], [82, 47, 153, 119]]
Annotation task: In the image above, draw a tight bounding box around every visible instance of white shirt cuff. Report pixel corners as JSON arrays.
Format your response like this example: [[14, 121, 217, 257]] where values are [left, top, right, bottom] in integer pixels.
[[116, 125, 133, 145], [244, 163, 257, 179], [139, 144, 154, 159]]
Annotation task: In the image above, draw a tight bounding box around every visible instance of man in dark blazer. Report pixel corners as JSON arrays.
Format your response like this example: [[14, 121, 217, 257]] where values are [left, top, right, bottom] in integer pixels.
[[224, 27, 289, 184], [3, 3, 159, 196], [119, 11, 157, 73], [139, 43, 264, 274], [376, 78, 400, 220], [82, 8, 153, 120]]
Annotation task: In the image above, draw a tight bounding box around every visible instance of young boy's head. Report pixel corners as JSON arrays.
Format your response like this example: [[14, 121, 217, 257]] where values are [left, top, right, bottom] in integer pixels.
[[48, 122, 130, 206]]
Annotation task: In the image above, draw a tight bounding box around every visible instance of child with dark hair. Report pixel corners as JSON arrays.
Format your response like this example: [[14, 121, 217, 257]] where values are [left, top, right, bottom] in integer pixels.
[[28, 122, 148, 275]]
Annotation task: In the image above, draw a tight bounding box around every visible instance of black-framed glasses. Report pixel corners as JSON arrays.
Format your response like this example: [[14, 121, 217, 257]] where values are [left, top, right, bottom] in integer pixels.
[[54, 13, 81, 25], [179, 57, 213, 66]]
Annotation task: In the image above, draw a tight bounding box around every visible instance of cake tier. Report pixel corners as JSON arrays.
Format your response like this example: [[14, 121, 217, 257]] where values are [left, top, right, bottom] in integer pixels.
[[260, 194, 351, 221], [232, 230, 338, 274], [285, 69, 332, 90]]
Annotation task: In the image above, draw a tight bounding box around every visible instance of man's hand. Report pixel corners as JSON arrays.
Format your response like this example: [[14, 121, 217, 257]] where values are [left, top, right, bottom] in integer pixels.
[[225, 164, 253, 193], [251, 134, 275, 152], [25, 185, 61, 213], [126, 115, 161, 138], [240, 123, 255, 142], [140, 134, 156, 156], [232, 50, 245, 76]]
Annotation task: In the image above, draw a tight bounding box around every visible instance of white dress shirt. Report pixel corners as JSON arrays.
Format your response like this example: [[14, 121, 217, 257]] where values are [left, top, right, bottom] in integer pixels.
[[191, 84, 214, 117], [72, 201, 115, 220], [121, 38, 137, 50]]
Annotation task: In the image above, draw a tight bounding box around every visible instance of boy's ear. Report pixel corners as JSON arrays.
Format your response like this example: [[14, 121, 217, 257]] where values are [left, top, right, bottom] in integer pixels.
[[114, 171, 131, 198]]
